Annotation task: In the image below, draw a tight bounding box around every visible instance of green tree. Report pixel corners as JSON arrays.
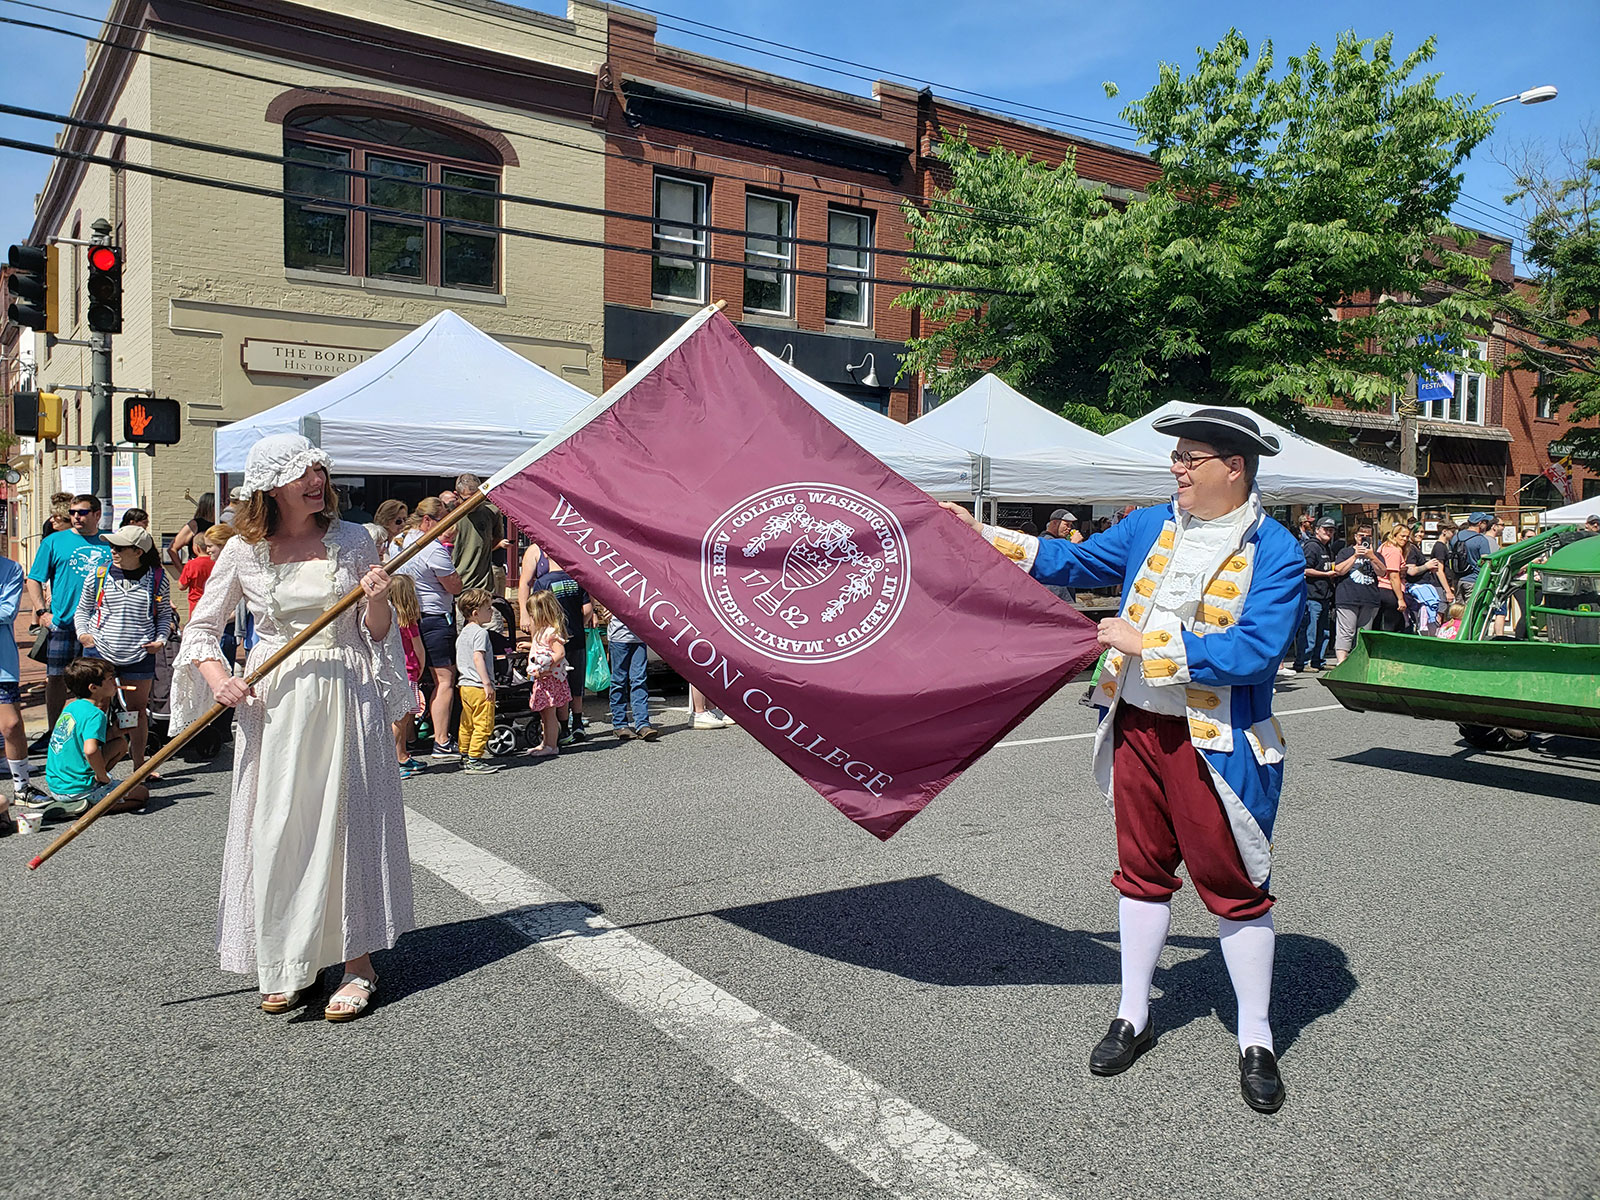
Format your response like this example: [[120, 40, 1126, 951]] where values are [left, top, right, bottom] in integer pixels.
[[897, 31, 1502, 431], [1499, 128, 1600, 461]]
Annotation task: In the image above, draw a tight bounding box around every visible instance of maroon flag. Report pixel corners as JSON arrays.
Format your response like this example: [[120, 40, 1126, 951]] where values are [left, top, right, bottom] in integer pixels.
[[486, 309, 1099, 838]]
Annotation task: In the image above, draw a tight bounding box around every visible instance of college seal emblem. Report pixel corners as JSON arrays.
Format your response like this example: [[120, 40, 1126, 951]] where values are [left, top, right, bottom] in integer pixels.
[[701, 483, 911, 664]]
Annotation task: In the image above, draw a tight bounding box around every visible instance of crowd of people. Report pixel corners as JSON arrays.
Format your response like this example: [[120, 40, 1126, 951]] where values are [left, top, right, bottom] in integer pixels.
[[0, 462, 737, 841], [1281, 509, 1516, 674], [5, 431, 1595, 1048]]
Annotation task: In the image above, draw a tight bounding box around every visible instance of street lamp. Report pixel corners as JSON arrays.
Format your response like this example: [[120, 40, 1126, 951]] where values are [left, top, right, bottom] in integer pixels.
[[1490, 85, 1558, 107]]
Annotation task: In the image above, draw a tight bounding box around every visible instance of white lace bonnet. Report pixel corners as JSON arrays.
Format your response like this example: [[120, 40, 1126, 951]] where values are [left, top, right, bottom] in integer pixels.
[[238, 433, 335, 500]]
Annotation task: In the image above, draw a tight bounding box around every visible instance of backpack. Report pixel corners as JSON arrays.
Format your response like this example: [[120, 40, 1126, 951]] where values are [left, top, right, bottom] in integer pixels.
[[1449, 531, 1484, 580]]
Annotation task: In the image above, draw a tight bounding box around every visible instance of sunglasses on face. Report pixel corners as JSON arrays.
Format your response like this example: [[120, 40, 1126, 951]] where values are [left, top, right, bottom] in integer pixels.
[[69, 509, 96, 517]]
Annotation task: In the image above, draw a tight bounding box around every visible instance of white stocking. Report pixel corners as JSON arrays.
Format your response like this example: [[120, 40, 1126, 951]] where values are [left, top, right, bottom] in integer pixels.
[[1219, 912, 1276, 1053], [1115, 897, 1171, 1035]]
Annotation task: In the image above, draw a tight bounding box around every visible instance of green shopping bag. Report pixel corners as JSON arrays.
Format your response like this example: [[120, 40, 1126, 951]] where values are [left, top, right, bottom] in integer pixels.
[[585, 628, 611, 692]]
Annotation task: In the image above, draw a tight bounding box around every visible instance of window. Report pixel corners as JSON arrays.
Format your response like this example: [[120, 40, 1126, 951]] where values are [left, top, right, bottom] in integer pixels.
[[1412, 339, 1487, 425], [283, 112, 501, 291], [653, 176, 707, 302], [743, 194, 793, 316], [110, 136, 126, 247], [826, 209, 872, 326], [70, 215, 81, 329], [1536, 371, 1558, 420]]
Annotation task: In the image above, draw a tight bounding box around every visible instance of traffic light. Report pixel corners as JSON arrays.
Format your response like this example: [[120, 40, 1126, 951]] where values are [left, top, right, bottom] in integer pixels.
[[124, 396, 180, 445], [6, 243, 59, 333], [11, 390, 63, 440], [86, 244, 122, 333]]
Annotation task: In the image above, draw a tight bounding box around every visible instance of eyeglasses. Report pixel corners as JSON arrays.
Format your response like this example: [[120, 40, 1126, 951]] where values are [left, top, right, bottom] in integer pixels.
[[1170, 450, 1230, 470], [68, 509, 96, 517]]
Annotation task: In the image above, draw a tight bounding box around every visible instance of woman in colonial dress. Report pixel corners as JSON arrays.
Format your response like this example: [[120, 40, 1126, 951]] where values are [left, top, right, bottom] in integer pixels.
[[172, 434, 416, 1021]]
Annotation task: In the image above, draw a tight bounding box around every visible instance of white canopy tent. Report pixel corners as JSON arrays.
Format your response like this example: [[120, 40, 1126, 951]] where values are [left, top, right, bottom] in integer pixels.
[[213, 310, 596, 477], [1539, 495, 1600, 524], [1105, 400, 1420, 505], [756, 349, 978, 500], [910, 374, 1176, 505]]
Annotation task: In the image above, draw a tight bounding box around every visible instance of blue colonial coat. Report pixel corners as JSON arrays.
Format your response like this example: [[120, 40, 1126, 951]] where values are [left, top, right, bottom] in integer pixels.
[[986, 498, 1305, 885]]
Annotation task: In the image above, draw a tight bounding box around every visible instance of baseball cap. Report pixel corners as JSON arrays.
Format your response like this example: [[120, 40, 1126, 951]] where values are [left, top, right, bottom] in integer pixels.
[[1048, 508, 1071, 520], [105, 527, 155, 553], [1468, 511, 1492, 525], [1316, 517, 1337, 529]]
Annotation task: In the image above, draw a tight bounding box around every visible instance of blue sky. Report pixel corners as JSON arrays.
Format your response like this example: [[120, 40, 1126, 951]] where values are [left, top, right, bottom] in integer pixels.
[[1, 0, 1594, 266]]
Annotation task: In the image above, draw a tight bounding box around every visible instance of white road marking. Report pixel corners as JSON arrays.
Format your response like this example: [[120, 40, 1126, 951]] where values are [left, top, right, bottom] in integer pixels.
[[404, 809, 1067, 1200], [995, 701, 1348, 748]]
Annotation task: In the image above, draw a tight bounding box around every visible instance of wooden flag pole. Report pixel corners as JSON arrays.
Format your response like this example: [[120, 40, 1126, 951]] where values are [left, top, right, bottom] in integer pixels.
[[27, 489, 490, 871]]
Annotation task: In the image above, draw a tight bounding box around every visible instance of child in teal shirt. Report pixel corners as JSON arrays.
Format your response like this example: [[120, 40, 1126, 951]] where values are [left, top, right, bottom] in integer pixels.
[[28, 658, 149, 820]]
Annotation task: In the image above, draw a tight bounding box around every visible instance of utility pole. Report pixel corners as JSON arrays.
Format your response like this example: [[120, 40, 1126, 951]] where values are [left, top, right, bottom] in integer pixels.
[[89, 218, 114, 532]]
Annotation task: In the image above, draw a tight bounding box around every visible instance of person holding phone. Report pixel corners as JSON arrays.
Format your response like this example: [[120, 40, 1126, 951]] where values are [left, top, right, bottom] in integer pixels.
[[1331, 523, 1384, 662]]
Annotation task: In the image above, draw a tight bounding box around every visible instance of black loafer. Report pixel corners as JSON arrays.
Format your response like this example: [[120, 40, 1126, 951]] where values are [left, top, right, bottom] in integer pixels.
[[1089, 1018, 1154, 1076], [1239, 1045, 1286, 1113]]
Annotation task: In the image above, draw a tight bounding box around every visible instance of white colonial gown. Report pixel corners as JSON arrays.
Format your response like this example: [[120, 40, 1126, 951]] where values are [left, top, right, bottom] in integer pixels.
[[172, 521, 416, 994]]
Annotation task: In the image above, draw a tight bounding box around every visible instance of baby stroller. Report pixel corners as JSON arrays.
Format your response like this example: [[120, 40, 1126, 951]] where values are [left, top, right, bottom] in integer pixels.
[[486, 642, 536, 756]]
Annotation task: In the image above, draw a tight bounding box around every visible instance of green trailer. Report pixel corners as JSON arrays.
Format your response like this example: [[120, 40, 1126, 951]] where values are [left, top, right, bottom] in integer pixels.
[[1321, 526, 1600, 748]]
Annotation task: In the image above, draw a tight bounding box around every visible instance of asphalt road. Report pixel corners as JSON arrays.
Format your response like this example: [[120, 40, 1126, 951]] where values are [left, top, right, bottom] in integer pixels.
[[2, 674, 1596, 1200]]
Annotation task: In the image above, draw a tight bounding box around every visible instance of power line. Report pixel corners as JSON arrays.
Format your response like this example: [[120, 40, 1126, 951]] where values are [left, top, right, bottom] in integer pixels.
[[606, 0, 1138, 139], [0, 101, 1016, 271], [1, 2, 1539, 289], [0, 132, 1036, 299], [0, 3, 1052, 231]]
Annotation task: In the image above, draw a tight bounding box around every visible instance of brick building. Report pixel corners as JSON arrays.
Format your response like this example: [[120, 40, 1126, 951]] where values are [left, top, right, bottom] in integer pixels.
[[592, 3, 1161, 424], [596, 4, 923, 419]]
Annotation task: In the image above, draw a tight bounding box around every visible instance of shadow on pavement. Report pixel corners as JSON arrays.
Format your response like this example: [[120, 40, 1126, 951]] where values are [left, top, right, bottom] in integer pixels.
[[380, 911, 544, 1004], [1335, 746, 1600, 805], [713, 875, 1355, 1054]]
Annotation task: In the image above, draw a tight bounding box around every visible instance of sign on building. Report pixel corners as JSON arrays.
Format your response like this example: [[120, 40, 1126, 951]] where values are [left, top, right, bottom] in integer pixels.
[[241, 339, 378, 378]]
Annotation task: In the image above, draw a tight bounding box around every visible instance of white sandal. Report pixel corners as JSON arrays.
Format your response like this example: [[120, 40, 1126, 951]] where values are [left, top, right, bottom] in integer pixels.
[[260, 989, 303, 1014], [324, 973, 377, 1023]]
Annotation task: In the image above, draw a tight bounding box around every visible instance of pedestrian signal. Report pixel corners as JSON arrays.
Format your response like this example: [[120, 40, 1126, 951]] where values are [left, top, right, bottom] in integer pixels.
[[124, 396, 180, 445], [7, 243, 59, 333], [87, 245, 123, 333]]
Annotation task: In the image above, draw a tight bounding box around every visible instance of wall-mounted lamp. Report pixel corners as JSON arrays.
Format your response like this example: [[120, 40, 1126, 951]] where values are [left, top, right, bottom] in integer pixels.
[[779, 344, 794, 364], [1348, 433, 1360, 445], [1417, 439, 1432, 455], [1384, 436, 1398, 450], [846, 352, 879, 388]]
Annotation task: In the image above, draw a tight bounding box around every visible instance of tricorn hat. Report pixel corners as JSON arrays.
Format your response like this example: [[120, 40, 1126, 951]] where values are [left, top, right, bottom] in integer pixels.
[[1151, 407, 1281, 456]]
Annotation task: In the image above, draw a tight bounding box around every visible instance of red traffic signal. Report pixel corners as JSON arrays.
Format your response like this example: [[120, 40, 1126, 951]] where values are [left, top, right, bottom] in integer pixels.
[[87, 244, 123, 333]]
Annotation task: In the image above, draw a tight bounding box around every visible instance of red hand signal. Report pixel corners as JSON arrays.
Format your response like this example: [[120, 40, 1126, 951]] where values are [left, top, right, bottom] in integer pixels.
[[128, 403, 151, 436]]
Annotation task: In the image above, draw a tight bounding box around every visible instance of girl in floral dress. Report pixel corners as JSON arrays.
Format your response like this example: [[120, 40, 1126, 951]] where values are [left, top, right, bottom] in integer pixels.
[[524, 589, 569, 758]]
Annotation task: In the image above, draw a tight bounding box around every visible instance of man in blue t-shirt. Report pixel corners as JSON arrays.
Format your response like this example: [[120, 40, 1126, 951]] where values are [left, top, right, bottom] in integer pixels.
[[1452, 513, 1498, 601], [25, 494, 111, 735]]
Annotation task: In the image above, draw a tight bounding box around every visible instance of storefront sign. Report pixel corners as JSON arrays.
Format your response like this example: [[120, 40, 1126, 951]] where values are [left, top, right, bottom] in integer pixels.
[[242, 339, 377, 377]]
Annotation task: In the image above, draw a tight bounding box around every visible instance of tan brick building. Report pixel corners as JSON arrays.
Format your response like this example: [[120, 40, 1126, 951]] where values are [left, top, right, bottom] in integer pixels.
[[13, 0, 610, 561]]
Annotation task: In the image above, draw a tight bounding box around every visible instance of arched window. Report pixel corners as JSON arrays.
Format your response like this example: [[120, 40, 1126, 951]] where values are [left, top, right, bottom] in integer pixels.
[[283, 110, 501, 291]]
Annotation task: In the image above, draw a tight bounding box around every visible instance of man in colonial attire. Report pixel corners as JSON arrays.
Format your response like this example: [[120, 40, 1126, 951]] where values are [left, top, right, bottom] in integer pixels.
[[946, 408, 1305, 1113]]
